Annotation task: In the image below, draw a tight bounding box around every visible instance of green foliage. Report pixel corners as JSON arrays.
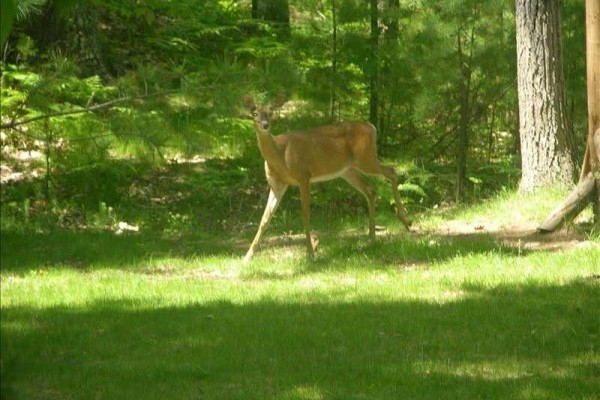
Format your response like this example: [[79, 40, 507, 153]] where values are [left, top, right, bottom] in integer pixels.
[[399, 182, 428, 199], [0, 0, 590, 235]]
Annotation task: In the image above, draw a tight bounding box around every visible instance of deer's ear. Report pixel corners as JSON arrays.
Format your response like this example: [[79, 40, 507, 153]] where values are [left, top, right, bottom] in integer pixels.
[[243, 94, 256, 111], [272, 94, 287, 110]]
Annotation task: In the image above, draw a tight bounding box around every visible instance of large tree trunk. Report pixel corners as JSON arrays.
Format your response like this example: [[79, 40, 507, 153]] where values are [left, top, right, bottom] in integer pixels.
[[17, 3, 108, 77], [515, 0, 574, 192], [66, 4, 109, 77]]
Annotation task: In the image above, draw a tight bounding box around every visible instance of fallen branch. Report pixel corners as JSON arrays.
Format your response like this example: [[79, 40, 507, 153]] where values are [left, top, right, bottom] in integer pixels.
[[537, 172, 596, 233], [0, 88, 182, 130]]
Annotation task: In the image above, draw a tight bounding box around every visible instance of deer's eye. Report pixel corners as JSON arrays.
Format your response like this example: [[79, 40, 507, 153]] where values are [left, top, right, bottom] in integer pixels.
[[252, 112, 258, 117]]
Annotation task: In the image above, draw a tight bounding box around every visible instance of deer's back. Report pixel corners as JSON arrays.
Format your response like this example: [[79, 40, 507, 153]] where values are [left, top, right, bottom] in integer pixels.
[[270, 122, 378, 181]]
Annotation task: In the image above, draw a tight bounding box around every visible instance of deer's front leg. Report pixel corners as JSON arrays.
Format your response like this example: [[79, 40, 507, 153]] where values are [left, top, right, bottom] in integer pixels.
[[298, 178, 315, 260], [244, 184, 288, 263]]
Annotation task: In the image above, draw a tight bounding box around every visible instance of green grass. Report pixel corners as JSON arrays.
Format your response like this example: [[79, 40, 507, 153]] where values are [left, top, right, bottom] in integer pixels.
[[2, 174, 600, 399], [418, 186, 581, 229]]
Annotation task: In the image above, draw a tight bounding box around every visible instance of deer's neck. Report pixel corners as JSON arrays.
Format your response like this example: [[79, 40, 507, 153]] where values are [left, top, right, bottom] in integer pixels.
[[256, 130, 287, 173]]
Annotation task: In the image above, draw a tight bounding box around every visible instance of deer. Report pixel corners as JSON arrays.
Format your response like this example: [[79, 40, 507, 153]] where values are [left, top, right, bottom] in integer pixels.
[[242, 94, 412, 263]]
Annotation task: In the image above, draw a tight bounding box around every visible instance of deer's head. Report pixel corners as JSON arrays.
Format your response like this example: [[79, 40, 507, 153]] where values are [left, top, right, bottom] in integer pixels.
[[243, 94, 286, 133]]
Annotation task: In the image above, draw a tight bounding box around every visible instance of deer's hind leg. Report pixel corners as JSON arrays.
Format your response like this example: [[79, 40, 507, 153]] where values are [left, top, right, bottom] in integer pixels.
[[356, 159, 412, 230], [341, 169, 376, 239], [298, 177, 317, 260]]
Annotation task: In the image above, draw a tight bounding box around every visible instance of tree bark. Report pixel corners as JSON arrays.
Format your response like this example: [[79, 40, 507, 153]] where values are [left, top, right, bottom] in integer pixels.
[[455, 27, 473, 203], [67, 4, 109, 77], [515, 0, 574, 192]]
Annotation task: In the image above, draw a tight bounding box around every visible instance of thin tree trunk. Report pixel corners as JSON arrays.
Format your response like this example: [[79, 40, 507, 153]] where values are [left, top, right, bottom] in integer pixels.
[[487, 106, 496, 164], [44, 119, 52, 203], [583, 0, 600, 219], [369, 0, 379, 129], [386, 0, 399, 42], [378, 0, 399, 147], [329, 0, 337, 121], [515, 0, 574, 192], [455, 27, 473, 203]]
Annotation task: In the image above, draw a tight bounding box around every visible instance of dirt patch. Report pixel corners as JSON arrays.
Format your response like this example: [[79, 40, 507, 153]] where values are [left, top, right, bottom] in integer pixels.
[[496, 227, 594, 252], [421, 220, 597, 252], [239, 220, 598, 257]]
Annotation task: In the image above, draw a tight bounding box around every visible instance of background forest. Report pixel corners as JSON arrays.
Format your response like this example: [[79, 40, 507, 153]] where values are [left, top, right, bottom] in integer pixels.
[[0, 0, 588, 233], [2, 2, 599, 399]]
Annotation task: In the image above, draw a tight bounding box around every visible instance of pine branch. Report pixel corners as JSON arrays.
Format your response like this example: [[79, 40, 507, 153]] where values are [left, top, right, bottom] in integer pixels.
[[0, 88, 182, 130]]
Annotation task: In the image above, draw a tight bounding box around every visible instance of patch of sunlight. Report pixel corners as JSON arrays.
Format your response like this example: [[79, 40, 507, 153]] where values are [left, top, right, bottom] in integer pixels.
[[297, 277, 325, 290], [414, 358, 585, 382], [397, 289, 472, 305], [419, 187, 571, 232], [282, 385, 325, 400], [1, 274, 28, 285], [567, 352, 600, 371], [166, 93, 194, 109], [269, 247, 299, 261], [141, 264, 241, 282], [295, 275, 358, 292], [142, 255, 236, 270], [519, 385, 553, 400], [413, 360, 536, 381]]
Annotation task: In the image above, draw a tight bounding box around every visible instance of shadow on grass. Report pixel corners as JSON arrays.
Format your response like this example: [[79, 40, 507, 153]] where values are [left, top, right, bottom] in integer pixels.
[[1, 225, 528, 275], [250, 228, 530, 274], [0, 229, 236, 273], [2, 280, 599, 400], [325, 230, 523, 264]]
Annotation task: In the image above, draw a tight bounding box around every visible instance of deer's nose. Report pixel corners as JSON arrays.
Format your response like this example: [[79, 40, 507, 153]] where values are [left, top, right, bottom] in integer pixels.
[[260, 121, 270, 130]]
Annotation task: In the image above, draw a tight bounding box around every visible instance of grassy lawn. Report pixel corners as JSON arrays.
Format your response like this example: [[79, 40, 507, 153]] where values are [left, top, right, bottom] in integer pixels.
[[1, 172, 599, 399]]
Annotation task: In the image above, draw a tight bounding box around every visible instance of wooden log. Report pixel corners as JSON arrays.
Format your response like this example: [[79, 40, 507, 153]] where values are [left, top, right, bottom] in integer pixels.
[[594, 128, 600, 220], [595, 128, 600, 171], [586, 0, 600, 158], [537, 172, 596, 233], [586, 0, 600, 219]]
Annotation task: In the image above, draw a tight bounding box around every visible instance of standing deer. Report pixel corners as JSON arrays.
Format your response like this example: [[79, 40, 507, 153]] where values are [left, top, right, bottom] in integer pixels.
[[243, 94, 411, 262]]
